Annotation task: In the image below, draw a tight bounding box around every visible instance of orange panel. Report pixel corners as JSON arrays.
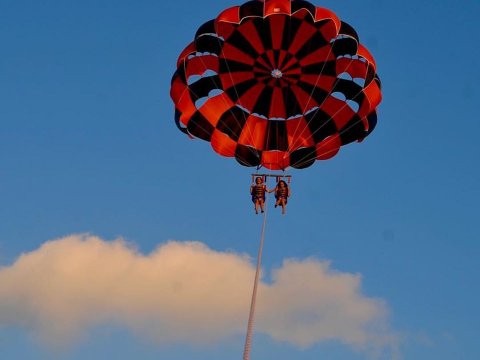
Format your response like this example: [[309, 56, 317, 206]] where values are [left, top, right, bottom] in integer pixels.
[[177, 42, 196, 68], [322, 96, 355, 130], [185, 55, 219, 78], [335, 57, 368, 79], [357, 95, 372, 119], [357, 44, 376, 70], [364, 80, 382, 110], [360, 116, 370, 135], [238, 115, 267, 150], [286, 117, 315, 149], [198, 93, 234, 128], [261, 151, 290, 170], [211, 129, 237, 157], [170, 75, 186, 104], [170, 77, 196, 126], [316, 134, 341, 160]]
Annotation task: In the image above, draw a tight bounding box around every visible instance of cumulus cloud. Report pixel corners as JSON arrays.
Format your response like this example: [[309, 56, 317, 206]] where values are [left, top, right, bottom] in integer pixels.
[[0, 234, 398, 356]]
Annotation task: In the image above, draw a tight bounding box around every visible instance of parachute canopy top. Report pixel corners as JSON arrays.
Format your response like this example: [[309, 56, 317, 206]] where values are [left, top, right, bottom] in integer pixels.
[[171, 0, 382, 170]]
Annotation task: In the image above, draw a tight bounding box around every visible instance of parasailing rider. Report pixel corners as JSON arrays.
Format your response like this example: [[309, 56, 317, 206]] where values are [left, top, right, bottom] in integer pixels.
[[250, 177, 267, 214]]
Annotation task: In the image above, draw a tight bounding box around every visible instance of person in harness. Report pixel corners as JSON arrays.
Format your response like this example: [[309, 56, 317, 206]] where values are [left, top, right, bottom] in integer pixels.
[[250, 176, 267, 214], [272, 180, 290, 215]]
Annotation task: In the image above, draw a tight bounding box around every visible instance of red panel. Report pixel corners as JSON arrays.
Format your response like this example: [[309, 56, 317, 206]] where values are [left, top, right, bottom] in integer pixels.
[[221, 43, 256, 65], [255, 56, 271, 71], [299, 74, 336, 94], [237, 20, 266, 55], [185, 55, 219, 78], [298, 46, 334, 66], [316, 17, 339, 42], [360, 116, 370, 136], [314, 7, 341, 32], [322, 96, 355, 130], [217, 6, 240, 24], [170, 75, 185, 105], [216, 19, 237, 40], [264, 0, 291, 17], [170, 78, 196, 127], [280, 56, 299, 72], [238, 115, 267, 150], [357, 44, 376, 70], [237, 83, 266, 113], [269, 14, 286, 50], [288, 21, 317, 55], [219, 71, 256, 91], [335, 57, 368, 79], [283, 65, 301, 78], [177, 42, 197, 68], [265, 50, 276, 68], [211, 129, 237, 157], [290, 84, 319, 112], [316, 134, 341, 160], [277, 50, 288, 70], [268, 87, 286, 119], [364, 80, 382, 109], [357, 97, 371, 119], [291, 8, 313, 21], [198, 92, 234, 128], [286, 117, 315, 150], [261, 151, 290, 170]]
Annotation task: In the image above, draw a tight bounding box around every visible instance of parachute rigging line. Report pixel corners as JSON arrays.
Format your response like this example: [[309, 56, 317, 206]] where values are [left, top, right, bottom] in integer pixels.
[[243, 199, 268, 360]]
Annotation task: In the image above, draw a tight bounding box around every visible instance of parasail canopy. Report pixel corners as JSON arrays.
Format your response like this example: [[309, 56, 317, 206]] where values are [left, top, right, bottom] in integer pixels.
[[171, 0, 382, 170]]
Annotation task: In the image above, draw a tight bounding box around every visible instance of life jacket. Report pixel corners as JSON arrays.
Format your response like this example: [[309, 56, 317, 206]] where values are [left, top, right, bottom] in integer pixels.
[[252, 184, 265, 199], [276, 186, 288, 199]]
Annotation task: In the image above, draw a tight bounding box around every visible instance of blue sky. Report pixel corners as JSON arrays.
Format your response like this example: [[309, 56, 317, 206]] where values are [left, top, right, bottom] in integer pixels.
[[1, 0, 479, 359]]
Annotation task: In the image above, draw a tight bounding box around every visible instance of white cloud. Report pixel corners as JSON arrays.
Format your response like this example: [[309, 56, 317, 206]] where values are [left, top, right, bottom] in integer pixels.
[[0, 234, 398, 356]]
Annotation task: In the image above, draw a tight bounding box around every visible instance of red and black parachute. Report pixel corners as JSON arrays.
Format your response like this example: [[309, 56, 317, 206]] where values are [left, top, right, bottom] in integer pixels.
[[170, 0, 382, 170]]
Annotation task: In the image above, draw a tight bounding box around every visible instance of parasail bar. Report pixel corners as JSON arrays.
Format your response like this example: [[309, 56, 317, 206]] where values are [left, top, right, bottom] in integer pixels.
[[251, 174, 291, 178]]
